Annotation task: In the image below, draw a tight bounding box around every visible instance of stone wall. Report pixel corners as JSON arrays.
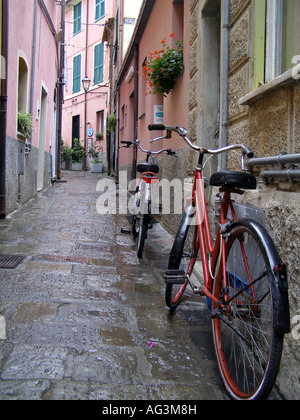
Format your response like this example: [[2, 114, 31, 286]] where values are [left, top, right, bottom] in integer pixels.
[[228, 0, 300, 399], [6, 136, 52, 215], [188, 0, 300, 399]]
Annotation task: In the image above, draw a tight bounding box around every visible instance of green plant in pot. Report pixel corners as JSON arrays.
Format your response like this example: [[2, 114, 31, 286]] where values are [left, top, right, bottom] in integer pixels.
[[107, 114, 116, 133], [95, 132, 103, 140], [60, 139, 72, 169], [89, 143, 103, 173], [143, 33, 184, 97], [17, 111, 33, 139], [71, 138, 85, 170]]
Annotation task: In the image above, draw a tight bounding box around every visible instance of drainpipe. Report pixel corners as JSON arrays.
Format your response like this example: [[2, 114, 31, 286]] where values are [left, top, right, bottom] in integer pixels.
[[131, 44, 139, 181], [29, 0, 38, 148], [220, 0, 230, 170], [0, 0, 8, 218], [83, 0, 89, 171], [57, 0, 65, 179]]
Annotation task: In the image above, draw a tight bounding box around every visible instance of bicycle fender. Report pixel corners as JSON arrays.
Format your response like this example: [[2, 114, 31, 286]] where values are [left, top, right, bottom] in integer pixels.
[[227, 219, 290, 334], [169, 203, 195, 269]]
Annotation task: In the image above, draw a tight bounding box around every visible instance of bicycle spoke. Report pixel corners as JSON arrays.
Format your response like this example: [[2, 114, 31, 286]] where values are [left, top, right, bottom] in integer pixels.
[[212, 222, 284, 399]]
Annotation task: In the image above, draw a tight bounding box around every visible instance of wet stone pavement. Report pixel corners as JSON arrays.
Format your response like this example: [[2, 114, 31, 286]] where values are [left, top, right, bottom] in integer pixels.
[[0, 171, 227, 400]]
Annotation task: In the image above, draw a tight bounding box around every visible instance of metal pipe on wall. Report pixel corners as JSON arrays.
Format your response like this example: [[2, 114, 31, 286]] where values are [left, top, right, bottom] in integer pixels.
[[260, 169, 300, 182], [0, 0, 8, 218], [220, 0, 230, 170], [247, 153, 300, 168], [57, 0, 65, 180]]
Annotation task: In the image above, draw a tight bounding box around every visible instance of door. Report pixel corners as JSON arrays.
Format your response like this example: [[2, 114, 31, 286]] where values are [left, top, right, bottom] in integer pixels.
[[37, 87, 48, 191]]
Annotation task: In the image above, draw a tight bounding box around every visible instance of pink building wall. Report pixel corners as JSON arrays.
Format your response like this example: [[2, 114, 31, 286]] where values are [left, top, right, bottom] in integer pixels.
[[118, 0, 190, 169], [62, 0, 115, 167], [6, 0, 59, 151], [5, 0, 60, 213]]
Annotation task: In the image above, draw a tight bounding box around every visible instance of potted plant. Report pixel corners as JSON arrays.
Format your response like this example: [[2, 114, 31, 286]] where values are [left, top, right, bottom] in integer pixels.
[[71, 138, 85, 170], [95, 131, 104, 140], [89, 143, 103, 173], [60, 139, 72, 169], [107, 113, 116, 133], [143, 33, 184, 96], [17, 110, 33, 140]]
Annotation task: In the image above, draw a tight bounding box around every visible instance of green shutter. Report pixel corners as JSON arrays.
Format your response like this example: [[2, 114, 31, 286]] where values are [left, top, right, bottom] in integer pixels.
[[284, 0, 295, 72], [253, 0, 266, 89], [94, 44, 104, 84], [73, 2, 82, 35], [73, 55, 81, 93]]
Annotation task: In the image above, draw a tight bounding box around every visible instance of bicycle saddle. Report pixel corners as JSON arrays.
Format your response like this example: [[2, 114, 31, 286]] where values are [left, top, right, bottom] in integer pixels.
[[210, 171, 257, 190], [137, 163, 159, 174]]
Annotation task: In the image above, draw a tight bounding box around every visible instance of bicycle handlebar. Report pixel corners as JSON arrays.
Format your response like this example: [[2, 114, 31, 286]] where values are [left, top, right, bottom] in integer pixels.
[[148, 124, 254, 159], [120, 140, 176, 157]]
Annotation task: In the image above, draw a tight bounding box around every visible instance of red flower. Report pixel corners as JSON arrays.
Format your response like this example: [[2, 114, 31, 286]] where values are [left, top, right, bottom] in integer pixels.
[[156, 55, 161, 61], [170, 32, 175, 38], [161, 38, 166, 44]]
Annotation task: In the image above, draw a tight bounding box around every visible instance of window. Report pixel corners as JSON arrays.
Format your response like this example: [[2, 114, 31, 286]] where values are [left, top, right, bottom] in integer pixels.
[[96, 110, 104, 135], [95, 0, 105, 21], [73, 2, 82, 36], [18, 56, 29, 112], [253, 0, 300, 89], [73, 54, 81, 93], [94, 43, 104, 84]]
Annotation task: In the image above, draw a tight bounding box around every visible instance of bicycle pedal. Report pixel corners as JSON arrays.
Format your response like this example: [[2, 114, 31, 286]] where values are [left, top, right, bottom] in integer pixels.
[[164, 270, 186, 285]]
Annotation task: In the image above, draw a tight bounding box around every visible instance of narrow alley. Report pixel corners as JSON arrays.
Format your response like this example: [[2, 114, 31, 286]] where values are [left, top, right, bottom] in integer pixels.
[[0, 171, 227, 401]]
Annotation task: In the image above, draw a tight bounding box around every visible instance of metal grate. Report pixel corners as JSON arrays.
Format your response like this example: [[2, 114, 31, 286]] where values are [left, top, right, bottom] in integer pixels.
[[0, 255, 26, 269]]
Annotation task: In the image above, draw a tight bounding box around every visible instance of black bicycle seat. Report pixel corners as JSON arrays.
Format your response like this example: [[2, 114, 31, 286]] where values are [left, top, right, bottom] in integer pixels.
[[137, 163, 159, 174], [210, 171, 257, 190]]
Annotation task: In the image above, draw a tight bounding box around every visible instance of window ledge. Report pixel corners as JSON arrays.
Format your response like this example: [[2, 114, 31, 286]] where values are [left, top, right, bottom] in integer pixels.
[[239, 68, 299, 106]]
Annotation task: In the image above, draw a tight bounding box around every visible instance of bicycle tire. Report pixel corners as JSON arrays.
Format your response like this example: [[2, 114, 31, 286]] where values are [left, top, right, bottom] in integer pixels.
[[136, 213, 149, 259], [211, 220, 284, 400], [166, 208, 198, 309]]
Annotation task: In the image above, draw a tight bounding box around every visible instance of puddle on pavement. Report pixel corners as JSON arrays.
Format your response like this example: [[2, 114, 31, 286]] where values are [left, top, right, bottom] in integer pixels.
[[101, 327, 135, 346]]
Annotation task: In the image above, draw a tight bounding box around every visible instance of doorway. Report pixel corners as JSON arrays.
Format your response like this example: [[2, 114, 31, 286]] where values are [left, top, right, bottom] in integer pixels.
[[72, 115, 80, 147], [37, 86, 48, 191]]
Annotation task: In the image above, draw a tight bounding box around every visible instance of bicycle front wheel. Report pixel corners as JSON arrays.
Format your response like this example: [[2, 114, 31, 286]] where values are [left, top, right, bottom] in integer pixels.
[[211, 220, 284, 400], [166, 208, 198, 309], [135, 213, 149, 259]]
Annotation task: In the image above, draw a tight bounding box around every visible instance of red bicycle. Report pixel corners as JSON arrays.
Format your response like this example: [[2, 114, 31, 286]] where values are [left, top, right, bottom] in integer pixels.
[[148, 124, 290, 400]]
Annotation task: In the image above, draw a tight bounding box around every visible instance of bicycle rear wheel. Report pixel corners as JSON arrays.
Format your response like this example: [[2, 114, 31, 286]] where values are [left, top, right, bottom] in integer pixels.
[[211, 220, 284, 400]]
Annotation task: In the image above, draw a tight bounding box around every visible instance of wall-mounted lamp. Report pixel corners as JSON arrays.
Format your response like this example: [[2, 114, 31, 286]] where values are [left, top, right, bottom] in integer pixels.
[[82, 75, 91, 93]]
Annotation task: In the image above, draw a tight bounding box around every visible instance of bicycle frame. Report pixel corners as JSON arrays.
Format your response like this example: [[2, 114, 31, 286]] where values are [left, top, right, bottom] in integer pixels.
[[136, 172, 159, 212], [190, 161, 238, 308]]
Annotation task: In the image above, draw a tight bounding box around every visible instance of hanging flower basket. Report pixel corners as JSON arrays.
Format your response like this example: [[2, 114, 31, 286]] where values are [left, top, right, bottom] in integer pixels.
[[143, 33, 184, 97]]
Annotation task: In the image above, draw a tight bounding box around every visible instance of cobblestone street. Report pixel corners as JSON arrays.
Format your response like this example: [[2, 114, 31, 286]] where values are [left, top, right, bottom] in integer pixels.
[[0, 171, 228, 400]]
